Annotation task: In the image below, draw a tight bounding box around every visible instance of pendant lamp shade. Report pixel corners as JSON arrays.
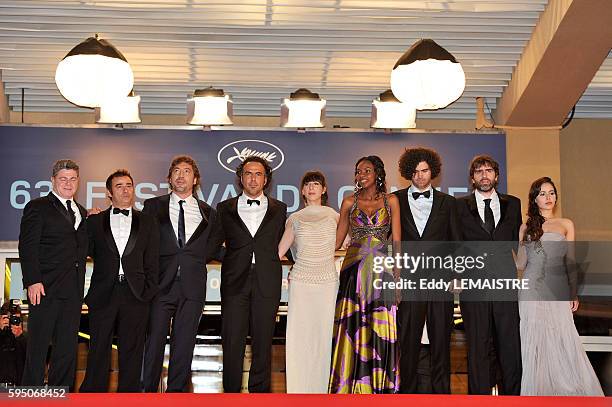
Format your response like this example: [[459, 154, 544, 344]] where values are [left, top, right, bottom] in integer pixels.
[[280, 88, 326, 128], [55, 36, 134, 108], [371, 89, 416, 129], [96, 93, 141, 124], [187, 87, 234, 126], [390, 39, 465, 110]]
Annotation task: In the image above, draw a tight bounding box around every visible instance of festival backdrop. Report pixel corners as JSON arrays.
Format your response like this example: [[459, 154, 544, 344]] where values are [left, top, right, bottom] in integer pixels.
[[0, 125, 506, 242], [1, 125, 506, 301]]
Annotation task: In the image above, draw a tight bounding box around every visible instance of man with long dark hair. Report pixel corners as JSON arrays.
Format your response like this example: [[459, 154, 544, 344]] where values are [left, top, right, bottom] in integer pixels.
[[209, 156, 287, 393], [456, 155, 522, 395], [142, 156, 216, 392]]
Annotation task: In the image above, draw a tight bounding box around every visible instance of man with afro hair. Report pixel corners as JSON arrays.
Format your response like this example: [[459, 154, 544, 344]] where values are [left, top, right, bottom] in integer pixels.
[[393, 147, 460, 394]]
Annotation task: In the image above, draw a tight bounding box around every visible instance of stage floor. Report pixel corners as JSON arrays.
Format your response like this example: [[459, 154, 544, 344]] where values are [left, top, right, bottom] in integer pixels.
[[2, 393, 610, 407]]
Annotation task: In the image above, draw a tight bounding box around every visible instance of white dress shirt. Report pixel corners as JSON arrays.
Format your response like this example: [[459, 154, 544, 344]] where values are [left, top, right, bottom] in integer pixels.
[[52, 191, 82, 230], [169, 192, 203, 245], [237, 193, 268, 264], [110, 207, 132, 276], [475, 189, 501, 226], [408, 185, 434, 237]]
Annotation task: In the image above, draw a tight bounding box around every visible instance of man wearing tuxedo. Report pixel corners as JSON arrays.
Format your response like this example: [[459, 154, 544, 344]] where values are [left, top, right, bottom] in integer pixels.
[[456, 155, 522, 395], [393, 148, 460, 394], [19, 159, 88, 389], [209, 156, 287, 393], [142, 156, 216, 392], [80, 169, 159, 392]]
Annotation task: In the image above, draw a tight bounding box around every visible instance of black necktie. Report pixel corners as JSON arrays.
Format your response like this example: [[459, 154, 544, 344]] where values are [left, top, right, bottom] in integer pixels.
[[66, 199, 76, 227], [483, 198, 495, 235], [178, 200, 186, 248], [247, 199, 260, 206], [113, 208, 130, 216], [412, 190, 431, 200]]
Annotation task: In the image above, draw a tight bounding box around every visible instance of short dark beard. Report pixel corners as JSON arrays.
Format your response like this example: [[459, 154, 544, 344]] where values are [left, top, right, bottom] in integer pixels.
[[474, 179, 498, 192]]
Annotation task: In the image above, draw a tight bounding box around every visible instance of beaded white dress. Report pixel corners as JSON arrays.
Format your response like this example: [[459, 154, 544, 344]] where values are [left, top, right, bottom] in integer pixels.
[[285, 205, 339, 393]]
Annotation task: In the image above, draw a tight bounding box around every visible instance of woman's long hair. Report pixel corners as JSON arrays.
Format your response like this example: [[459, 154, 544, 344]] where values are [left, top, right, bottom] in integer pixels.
[[355, 155, 387, 194], [524, 176, 558, 242]]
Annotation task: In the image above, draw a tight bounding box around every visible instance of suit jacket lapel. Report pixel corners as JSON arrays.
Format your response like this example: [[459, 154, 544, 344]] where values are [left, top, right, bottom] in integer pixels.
[[48, 193, 73, 226], [398, 188, 420, 238], [421, 189, 443, 237], [254, 196, 277, 238], [76, 203, 87, 229], [468, 193, 491, 235], [229, 196, 251, 235], [160, 194, 180, 247], [185, 199, 211, 246], [497, 193, 509, 232], [123, 209, 140, 257], [102, 208, 120, 258]]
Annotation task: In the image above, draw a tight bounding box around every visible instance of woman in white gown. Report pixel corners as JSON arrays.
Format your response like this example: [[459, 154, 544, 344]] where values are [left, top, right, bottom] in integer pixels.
[[517, 177, 603, 396], [278, 171, 339, 393]]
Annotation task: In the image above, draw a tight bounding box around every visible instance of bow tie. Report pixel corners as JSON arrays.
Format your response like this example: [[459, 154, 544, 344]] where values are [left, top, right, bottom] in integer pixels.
[[412, 190, 431, 200], [247, 199, 260, 206], [113, 208, 130, 216]]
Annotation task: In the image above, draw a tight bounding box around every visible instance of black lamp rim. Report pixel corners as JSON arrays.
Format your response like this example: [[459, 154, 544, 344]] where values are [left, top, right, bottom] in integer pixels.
[[379, 89, 400, 102], [289, 88, 321, 100], [193, 87, 226, 97], [62, 36, 128, 62], [393, 38, 458, 69]]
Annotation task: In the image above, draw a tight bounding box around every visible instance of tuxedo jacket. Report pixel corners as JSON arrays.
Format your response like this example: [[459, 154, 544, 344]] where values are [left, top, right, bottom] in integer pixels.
[[456, 192, 522, 243], [393, 187, 460, 242], [142, 194, 216, 303], [19, 193, 88, 299], [210, 195, 287, 298], [456, 192, 522, 280], [84, 207, 160, 308]]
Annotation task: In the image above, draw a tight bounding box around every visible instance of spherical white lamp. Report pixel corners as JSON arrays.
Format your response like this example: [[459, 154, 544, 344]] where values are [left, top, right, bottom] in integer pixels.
[[55, 35, 134, 108], [391, 39, 465, 110]]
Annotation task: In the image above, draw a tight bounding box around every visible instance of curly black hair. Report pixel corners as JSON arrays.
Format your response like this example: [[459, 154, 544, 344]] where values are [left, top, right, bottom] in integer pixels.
[[355, 155, 387, 194], [235, 156, 273, 191], [398, 147, 442, 181]]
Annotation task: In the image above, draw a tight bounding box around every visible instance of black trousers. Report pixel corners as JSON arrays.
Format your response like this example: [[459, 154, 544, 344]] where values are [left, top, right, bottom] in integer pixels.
[[80, 281, 149, 392], [221, 266, 280, 393], [398, 300, 454, 394], [460, 301, 522, 395], [22, 294, 82, 389], [143, 281, 204, 392]]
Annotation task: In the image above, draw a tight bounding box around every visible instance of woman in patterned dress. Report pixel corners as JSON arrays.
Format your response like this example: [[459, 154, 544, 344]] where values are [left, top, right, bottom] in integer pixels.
[[279, 171, 340, 393], [328, 156, 402, 393]]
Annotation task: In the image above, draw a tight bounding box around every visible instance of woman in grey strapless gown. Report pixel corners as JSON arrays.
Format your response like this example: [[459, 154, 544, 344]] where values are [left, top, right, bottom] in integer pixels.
[[517, 177, 603, 396]]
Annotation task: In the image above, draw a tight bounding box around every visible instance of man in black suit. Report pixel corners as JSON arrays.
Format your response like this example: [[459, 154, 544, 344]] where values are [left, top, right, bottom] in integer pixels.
[[80, 169, 159, 392], [393, 148, 460, 394], [142, 156, 216, 392], [209, 156, 287, 393], [456, 155, 522, 395], [19, 159, 88, 389]]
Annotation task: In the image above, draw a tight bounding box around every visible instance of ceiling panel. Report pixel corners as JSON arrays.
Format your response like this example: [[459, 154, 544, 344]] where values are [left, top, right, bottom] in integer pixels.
[[1, 0, 606, 121]]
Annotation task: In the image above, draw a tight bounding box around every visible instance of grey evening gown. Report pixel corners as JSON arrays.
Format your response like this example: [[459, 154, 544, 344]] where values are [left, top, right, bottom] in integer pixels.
[[518, 232, 603, 396]]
